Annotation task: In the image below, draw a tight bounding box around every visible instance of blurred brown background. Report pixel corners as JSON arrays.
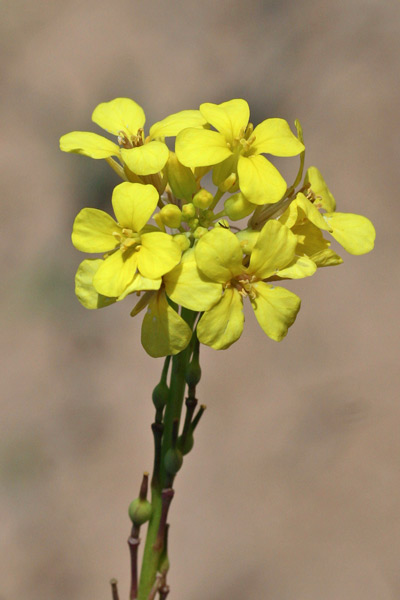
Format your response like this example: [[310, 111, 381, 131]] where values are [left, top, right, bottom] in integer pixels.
[[1, 1, 399, 598]]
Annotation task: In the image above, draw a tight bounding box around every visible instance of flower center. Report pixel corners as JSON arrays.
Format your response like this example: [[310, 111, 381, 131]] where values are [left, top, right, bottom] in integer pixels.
[[118, 128, 145, 149], [226, 273, 257, 299], [230, 123, 256, 155], [113, 228, 141, 253]]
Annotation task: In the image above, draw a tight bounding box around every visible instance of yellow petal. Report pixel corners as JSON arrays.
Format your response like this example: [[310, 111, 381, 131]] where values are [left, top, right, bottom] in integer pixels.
[[175, 128, 232, 168], [149, 109, 206, 139], [59, 131, 120, 159], [118, 273, 161, 301], [121, 141, 169, 176], [251, 282, 301, 341], [195, 227, 243, 283], [238, 155, 287, 205], [311, 249, 343, 267], [295, 193, 331, 231], [164, 249, 222, 311], [200, 99, 250, 144], [197, 288, 244, 350], [72, 208, 120, 252], [112, 182, 158, 231], [323, 212, 376, 255], [92, 97, 145, 137], [139, 232, 182, 278], [130, 291, 155, 317], [235, 229, 260, 255], [141, 291, 192, 357], [75, 259, 116, 309], [249, 220, 297, 279], [93, 249, 138, 297], [304, 166, 336, 212], [277, 255, 317, 279], [251, 118, 304, 156]]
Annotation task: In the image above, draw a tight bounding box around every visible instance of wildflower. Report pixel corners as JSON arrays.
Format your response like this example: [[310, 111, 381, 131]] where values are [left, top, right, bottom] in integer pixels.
[[193, 221, 311, 350], [280, 168, 376, 257], [175, 99, 304, 204], [72, 183, 181, 297], [60, 97, 205, 178], [129, 249, 222, 357]]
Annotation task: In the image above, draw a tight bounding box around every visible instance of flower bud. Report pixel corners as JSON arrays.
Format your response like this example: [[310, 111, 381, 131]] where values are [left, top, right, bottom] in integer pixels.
[[193, 189, 214, 210], [128, 497, 153, 526], [164, 448, 183, 475], [193, 226, 208, 240], [174, 233, 191, 252], [224, 193, 254, 221], [182, 203, 196, 220], [166, 152, 197, 202], [152, 381, 169, 411], [160, 204, 182, 229]]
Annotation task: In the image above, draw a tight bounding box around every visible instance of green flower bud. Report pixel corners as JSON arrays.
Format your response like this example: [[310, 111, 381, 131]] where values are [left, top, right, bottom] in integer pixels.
[[160, 204, 182, 229], [182, 203, 196, 220], [193, 189, 214, 209], [164, 448, 183, 475], [128, 497, 153, 526], [224, 193, 254, 221], [152, 381, 169, 411]]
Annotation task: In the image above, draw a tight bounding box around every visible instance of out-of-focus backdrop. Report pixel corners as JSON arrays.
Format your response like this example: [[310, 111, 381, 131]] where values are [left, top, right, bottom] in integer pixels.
[[1, 1, 399, 598]]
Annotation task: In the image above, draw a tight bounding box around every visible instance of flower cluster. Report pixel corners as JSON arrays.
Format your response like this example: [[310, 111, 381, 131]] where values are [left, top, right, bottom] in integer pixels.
[[61, 98, 375, 357]]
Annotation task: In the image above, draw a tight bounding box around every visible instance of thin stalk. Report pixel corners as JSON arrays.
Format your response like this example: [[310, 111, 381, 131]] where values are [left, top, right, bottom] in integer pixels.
[[137, 310, 197, 599]]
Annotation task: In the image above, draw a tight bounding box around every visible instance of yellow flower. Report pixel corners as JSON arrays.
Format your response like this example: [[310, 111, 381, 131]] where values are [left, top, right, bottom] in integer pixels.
[[72, 182, 181, 297], [129, 249, 222, 357], [176, 99, 304, 205], [60, 97, 205, 177], [193, 221, 310, 350], [280, 168, 376, 257]]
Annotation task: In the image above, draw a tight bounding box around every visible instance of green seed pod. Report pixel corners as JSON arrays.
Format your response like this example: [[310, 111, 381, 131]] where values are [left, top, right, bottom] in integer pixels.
[[193, 189, 214, 210], [128, 498, 153, 526], [178, 432, 194, 455], [152, 381, 169, 411], [164, 448, 183, 475], [185, 360, 201, 388]]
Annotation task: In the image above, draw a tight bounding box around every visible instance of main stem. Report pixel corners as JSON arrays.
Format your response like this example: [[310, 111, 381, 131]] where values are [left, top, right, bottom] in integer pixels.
[[137, 310, 197, 599]]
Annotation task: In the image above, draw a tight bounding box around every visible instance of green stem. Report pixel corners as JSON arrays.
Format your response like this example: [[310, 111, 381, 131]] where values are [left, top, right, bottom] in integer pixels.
[[137, 310, 197, 600]]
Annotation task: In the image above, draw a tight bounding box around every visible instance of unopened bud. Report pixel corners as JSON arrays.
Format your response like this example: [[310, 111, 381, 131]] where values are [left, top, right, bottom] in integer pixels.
[[174, 233, 190, 252], [193, 189, 214, 209], [224, 193, 254, 221], [182, 203, 196, 220], [160, 204, 182, 229], [193, 226, 208, 239]]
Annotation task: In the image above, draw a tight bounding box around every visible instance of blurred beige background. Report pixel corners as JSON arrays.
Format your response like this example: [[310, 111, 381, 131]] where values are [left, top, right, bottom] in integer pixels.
[[1, 1, 400, 599]]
